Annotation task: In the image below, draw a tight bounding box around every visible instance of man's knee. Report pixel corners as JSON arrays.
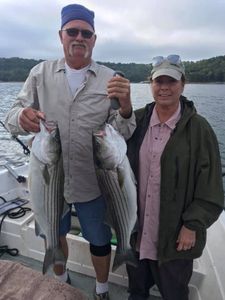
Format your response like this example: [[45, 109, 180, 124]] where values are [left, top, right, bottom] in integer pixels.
[[90, 243, 111, 256]]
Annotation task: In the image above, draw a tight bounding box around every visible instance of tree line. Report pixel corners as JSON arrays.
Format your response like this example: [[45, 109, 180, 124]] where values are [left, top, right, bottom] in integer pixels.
[[0, 56, 225, 83]]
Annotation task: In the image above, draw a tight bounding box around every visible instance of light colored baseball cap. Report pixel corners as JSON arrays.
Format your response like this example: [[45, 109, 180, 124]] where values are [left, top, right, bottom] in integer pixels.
[[151, 55, 185, 80]]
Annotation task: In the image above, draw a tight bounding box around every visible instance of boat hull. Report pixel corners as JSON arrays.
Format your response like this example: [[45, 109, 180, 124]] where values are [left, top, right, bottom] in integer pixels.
[[0, 164, 225, 299]]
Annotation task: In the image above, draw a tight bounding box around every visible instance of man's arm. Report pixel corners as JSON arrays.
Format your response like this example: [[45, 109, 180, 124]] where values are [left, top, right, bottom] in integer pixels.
[[5, 72, 44, 135], [107, 75, 136, 140]]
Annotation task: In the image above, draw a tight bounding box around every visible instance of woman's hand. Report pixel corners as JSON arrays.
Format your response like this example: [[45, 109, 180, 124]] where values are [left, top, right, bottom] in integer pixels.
[[176, 225, 196, 251]]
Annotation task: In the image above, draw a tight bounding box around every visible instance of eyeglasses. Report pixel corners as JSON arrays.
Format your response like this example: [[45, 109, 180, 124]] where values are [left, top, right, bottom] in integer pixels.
[[152, 54, 182, 67], [61, 28, 94, 39]]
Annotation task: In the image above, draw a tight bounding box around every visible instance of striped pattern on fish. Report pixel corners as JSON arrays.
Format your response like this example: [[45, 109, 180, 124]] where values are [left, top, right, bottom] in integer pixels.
[[29, 121, 66, 274], [93, 123, 138, 272]]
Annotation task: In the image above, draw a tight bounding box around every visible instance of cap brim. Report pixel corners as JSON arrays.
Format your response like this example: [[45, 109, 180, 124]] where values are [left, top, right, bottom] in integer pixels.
[[152, 68, 182, 80]]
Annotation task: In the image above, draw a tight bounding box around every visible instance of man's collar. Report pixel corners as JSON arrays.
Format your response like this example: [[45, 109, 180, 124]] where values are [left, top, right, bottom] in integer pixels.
[[55, 58, 97, 76]]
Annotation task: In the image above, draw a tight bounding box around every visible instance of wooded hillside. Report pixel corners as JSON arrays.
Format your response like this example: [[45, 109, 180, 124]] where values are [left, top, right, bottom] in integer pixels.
[[0, 56, 225, 83]]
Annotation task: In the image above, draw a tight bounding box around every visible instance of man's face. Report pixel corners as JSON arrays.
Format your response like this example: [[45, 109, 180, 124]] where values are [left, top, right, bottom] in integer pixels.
[[59, 20, 96, 68]]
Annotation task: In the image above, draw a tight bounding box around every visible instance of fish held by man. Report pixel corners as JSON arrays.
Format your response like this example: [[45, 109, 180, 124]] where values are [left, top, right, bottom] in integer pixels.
[[92, 123, 138, 272], [28, 120, 66, 274]]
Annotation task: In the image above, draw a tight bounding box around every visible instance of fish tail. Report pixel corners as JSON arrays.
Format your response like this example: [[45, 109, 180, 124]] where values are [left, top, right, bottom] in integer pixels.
[[42, 247, 66, 274], [112, 248, 138, 272]]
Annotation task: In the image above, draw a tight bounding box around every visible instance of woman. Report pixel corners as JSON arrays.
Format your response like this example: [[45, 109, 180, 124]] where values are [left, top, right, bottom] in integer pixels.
[[126, 55, 224, 300]]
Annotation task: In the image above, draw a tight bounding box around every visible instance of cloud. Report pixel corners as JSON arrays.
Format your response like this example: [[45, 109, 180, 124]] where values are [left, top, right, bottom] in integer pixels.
[[0, 0, 224, 62]]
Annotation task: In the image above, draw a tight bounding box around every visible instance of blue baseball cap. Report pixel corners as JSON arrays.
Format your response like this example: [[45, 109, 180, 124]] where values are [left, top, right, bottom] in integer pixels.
[[61, 4, 95, 29]]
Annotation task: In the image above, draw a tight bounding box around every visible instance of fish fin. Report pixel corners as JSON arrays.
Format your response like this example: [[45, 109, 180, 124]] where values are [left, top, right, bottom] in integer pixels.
[[42, 165, 50, 185], [112, 248, 138, 272], [130, 167, 137, 186], [34, 221, 47, 244], [35, 220, 41, 236], [61, 200, 71, 218], [42, 247, 66, 274], [116, 166, 125, 188], [117, 156, 137, 187]]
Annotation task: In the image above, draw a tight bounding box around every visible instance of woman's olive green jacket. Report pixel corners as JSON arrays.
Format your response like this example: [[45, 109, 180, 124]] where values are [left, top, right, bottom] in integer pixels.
[[127, 96, 224, 262]]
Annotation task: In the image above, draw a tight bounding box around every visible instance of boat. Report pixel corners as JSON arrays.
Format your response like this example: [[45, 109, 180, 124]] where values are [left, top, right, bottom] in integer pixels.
[[0, 162, 225, 300]]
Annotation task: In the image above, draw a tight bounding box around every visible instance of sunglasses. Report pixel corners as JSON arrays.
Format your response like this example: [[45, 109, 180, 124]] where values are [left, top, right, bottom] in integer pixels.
[[152, 54, 182, 67], [61, 28, 94, 39]]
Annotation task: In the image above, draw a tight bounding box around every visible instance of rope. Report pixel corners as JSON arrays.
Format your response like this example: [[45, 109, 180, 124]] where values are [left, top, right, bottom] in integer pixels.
[[0, 196, 31, 257]]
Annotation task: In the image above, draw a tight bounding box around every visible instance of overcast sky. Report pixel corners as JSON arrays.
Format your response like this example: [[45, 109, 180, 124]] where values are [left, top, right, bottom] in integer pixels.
[[0, 0, 225, 63]]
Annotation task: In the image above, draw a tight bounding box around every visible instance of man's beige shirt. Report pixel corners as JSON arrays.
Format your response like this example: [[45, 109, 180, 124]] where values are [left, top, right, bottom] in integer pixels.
[[5, 59, 136, 203]]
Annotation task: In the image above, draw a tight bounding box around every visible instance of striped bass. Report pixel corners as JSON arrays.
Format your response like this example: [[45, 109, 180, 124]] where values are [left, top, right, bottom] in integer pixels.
[[92, 123, 138, 272], [28, 121, 66, 274]]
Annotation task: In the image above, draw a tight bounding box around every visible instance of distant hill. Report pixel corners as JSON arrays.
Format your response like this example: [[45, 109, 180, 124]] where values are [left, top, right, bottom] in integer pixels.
[[0, 57, 43, 82], [0, 56, 225, 83]]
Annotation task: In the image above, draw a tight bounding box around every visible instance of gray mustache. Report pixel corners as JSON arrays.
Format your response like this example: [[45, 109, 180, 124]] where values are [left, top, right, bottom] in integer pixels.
[[70, 42, 86, 48]]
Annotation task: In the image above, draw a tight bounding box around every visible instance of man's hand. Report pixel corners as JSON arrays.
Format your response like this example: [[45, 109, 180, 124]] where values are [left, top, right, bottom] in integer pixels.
[[107, 76, 132, 118], [19, 107, 45, 132], [176, 225, 196, 251]]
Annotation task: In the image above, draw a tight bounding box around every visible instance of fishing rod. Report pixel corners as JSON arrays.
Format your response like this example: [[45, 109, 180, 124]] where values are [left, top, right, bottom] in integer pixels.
[[0, 120, 30, 156]]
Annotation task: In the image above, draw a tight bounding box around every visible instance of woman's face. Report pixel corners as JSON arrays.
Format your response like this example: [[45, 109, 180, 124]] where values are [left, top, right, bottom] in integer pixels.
[[151, 75, 184, 109]]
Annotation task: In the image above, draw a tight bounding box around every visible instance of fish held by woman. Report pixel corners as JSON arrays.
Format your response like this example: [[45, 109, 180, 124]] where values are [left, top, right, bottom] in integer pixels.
[[92, 123, 138, 272]]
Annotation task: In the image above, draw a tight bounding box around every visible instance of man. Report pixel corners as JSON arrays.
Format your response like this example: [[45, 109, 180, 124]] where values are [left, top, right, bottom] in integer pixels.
[[126, 55, 224, 299], [5, 4, 136, 300]]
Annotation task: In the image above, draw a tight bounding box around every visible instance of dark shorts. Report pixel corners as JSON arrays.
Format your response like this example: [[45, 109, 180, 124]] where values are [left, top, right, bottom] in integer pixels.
[[60, 195, 112, 246]]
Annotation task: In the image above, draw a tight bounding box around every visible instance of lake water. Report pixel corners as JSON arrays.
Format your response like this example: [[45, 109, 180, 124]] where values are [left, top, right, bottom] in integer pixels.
[[0, 82, 225, 180]]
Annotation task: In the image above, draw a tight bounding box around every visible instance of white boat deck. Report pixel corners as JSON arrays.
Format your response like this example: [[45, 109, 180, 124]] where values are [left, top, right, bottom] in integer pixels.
[[0, 164, 225, 300]]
